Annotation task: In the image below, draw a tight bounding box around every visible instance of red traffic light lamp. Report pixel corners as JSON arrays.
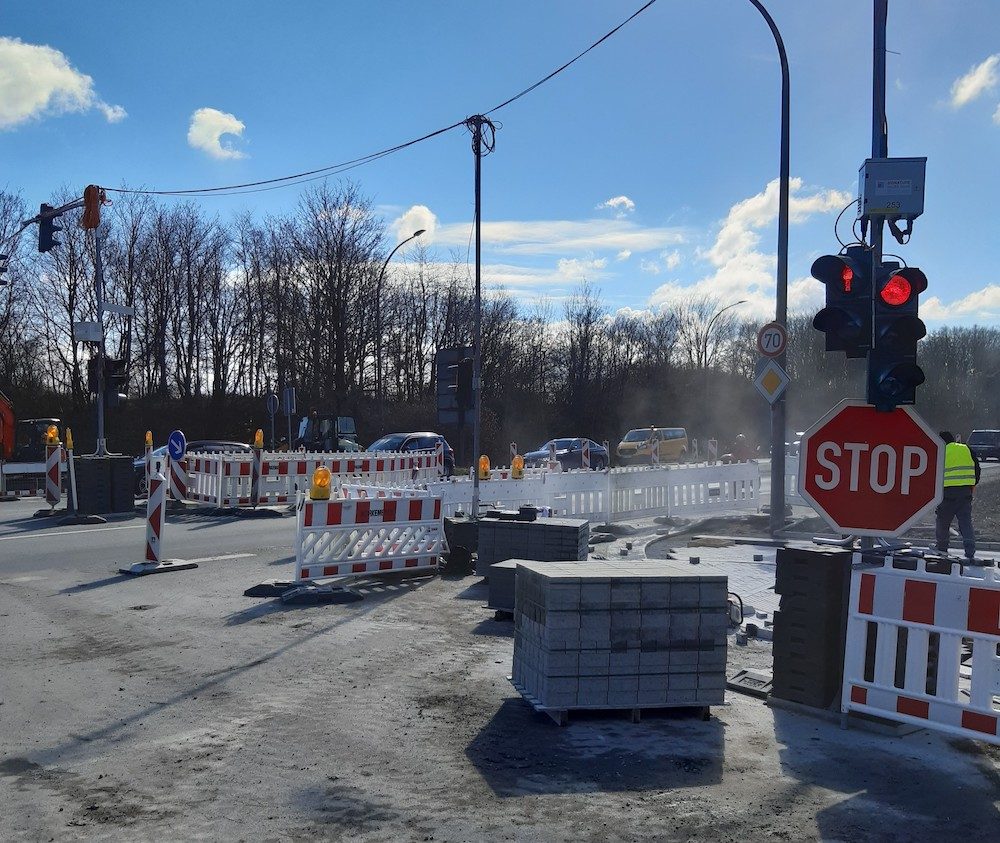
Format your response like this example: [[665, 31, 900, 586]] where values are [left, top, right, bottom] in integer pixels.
[[867, 265, 927, 412]]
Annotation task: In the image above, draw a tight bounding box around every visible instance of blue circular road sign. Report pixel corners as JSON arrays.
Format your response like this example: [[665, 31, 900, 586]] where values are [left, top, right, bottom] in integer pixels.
[[167, 429, 187, 461]]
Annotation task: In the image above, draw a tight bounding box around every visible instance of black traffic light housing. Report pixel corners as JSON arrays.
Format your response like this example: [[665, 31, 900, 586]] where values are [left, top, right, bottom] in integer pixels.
[[38, 204, 63, 253], [811, 245, 872, 358], [105, 358, 128, 408], [867, 264, 927, 412]]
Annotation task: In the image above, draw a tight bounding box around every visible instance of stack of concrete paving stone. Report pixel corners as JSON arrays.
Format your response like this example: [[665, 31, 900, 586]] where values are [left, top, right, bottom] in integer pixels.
[[475, 516, 590, 576], [511, 560, 728, 721]]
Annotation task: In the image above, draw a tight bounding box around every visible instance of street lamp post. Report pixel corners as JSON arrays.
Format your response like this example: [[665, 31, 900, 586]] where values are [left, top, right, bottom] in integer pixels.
[[375, 229, 425, 434], [701, 299, 747, 371]]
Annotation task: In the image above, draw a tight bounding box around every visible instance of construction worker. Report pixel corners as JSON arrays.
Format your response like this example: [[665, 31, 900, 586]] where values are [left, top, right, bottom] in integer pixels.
[[935, 431, 980, 562]]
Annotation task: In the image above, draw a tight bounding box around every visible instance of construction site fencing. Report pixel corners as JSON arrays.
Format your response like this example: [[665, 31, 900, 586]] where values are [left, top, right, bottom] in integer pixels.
[[183, 450, 442, 507], [294, 492, 446, 581], [841, 554, 999, 745]]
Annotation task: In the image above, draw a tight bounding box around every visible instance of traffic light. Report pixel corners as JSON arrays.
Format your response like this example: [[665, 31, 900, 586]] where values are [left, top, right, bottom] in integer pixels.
[[456, 357, 474, 410], [811, 245, 872, 358], [38, 204, 63, 253], [81, 184, 103, 230], [867, 264, 927, 412], [104, 358, 128, 408], [87, 357, 101, 394]]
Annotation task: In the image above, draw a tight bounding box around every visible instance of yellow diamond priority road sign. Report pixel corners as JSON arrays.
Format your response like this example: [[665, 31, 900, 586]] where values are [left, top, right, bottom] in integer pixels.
[[754, 359, 789, 404]]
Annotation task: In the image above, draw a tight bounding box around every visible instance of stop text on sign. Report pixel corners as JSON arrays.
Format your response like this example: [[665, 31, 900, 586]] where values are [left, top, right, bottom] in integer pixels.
[[813, 441, 928, 494]]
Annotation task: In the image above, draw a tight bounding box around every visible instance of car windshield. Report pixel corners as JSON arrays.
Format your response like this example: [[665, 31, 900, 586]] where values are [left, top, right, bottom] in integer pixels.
[[968, 431, 997, 445], [623, 429, 651, 442], [540, 439, 576, 450], [369, 434, 407, 452]]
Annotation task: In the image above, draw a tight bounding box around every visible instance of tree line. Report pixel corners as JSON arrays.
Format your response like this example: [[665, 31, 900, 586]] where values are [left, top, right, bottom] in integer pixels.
[[1, 181, 996, 461]]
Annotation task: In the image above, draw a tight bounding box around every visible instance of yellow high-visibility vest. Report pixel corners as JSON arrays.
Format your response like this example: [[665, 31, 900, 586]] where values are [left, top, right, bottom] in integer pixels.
[[943, 442, 976, 487]]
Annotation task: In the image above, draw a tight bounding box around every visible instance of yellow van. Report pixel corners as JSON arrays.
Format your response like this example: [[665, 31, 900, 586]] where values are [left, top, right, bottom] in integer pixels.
[[616, 427, 689, 465]]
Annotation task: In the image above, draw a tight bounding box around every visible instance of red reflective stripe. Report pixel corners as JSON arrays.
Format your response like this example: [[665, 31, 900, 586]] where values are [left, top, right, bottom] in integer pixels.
[[354, 500, 370, 524], [304, 505, 314, 528], [300, 568, 310, 578], [376, 459, 384, 472], [383, 500, 397, 522], [405, 558, 418, 567], [859, 573, 875, 615], [967, 587, 1000, 636], [896, 696, 929, 719], [352, 563, 366, 573], [322, 566, 339, 576], [961, 710, 998, 736], [433, 499, 441, 520], [379, 560, 394, 571], [902, 580, 936, 625], [328, 502, 343, 525], [850, 686, 867, 705], [409, 499, 422, 521]]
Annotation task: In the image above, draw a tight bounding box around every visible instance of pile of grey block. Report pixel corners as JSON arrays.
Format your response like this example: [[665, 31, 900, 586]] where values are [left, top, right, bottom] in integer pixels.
[[512, 560, 728, 711], [476, 516, 590, 576]]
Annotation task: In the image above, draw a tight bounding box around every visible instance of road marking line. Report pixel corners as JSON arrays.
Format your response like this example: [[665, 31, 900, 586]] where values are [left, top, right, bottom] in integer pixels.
[[185, 553, 255, 564], [0, 525, 145, 542]]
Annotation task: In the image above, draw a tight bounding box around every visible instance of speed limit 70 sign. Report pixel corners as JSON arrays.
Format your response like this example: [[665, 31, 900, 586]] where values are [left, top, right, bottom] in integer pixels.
[[757, 322, 787, 358]]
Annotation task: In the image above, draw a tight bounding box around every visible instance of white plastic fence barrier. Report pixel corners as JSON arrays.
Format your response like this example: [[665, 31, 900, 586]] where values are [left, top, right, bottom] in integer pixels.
[[183, 450, 441, 507], [841, 555, 999, 744], [784, 455, 807, 507], [423, 461, 761, 522], [294, 493, 447, 581]]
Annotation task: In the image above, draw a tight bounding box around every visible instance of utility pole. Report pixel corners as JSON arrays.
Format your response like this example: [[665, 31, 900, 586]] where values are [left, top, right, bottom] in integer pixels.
[[870, 0, 889, 277], [466, 116, 487, 520], [94, 231, 108, 456]]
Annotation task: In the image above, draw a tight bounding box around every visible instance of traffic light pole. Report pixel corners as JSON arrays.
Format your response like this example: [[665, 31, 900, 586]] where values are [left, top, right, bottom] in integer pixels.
[[869, 0, 889, 291], [747, 0, 790, 536], [93, 231, 108, 456]]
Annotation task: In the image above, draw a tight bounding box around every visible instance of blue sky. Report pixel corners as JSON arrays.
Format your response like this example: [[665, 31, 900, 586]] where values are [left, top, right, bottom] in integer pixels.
[[2, 0, 999, 324]]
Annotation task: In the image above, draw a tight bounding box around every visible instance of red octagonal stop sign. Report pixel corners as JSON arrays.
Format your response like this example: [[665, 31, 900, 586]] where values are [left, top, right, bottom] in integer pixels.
[[798, 399, 945, 537]]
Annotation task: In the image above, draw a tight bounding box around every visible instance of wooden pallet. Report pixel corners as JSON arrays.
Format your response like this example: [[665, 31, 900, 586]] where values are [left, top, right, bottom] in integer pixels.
[[508, 677, 711, 727]]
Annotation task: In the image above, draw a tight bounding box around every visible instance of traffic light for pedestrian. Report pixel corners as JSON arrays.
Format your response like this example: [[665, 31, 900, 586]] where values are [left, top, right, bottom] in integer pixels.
[[811, 245, 872, 358], [867, 264, 927, 412], [104, 358, 128, 408], [38, 204, 63, 253]]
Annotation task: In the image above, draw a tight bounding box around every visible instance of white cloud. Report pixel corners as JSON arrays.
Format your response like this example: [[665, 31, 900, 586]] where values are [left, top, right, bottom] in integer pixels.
[[922, 286, 1000, 321], [597, 195, 636, 216], [664, 249, 682, 270], [392, 204, 438, 244], [0, 37, 126, 129], [950, 54, 999, 108], [994, 103, 1000, 125], [640, 260, 662, 275], [557, 257, 607, 278], [649, 178, 851, 320], [616, 250, 632, 262], [187, 107, 248, 160], [433, 219, 685, 256]]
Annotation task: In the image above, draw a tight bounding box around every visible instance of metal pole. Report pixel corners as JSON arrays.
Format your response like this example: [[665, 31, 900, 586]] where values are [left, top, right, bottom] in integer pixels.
[[94, 231, 108, 457], [471, 117, 484, 520], [747, 0, 790, 535], [871, 0, 888, 270]]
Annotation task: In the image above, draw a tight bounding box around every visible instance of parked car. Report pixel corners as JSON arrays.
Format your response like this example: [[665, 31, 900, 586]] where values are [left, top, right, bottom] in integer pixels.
[[967, 429, 1000, 461], [367, 432, 455, 476], [615, 427, 688, 465], [523, 438, 609, 470], [133, 440, 252, 496]]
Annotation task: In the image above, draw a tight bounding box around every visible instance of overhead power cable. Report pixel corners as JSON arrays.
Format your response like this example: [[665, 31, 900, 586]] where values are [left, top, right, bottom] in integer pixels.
[[105, 0, 658, 199]]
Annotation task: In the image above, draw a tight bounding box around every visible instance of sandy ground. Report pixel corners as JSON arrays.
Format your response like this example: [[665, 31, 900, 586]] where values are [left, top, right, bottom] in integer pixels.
[[1, 526, 998, 842]]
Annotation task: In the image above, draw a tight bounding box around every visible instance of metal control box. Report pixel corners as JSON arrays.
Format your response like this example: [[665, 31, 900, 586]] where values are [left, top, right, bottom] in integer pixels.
[[858, 157, 927, 221]]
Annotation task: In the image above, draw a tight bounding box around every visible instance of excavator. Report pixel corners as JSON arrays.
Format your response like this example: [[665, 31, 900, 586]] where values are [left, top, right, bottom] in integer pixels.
[[0, 390, 62, 494]]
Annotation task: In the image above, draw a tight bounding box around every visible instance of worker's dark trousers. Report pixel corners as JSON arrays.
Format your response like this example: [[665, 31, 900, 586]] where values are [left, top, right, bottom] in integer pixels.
[[935, 487, 975, 559]]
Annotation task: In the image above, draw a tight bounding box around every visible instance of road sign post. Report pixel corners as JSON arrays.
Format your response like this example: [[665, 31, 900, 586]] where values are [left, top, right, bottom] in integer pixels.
[[282, 386, 296, 450], [798, 400, 944, 537], [266, 392, 279, 449]]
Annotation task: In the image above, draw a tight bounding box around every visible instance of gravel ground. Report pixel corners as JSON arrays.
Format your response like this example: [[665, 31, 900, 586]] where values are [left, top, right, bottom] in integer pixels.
[[1, 531, 998, 842]]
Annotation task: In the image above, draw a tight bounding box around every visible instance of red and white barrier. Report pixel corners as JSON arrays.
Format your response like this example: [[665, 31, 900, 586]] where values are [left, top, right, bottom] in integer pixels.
[[581, 440, 591, 470], [145, 472, 166, 564], [842, 555, 1000, 744], [435, 440, 444, 476], [45, 443, 61, 509], [295, 494, 446, 581], [167, 454, 189, 502]]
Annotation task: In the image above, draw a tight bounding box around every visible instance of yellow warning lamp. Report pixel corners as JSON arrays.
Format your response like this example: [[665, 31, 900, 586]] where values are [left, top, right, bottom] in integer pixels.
[[512, 454, 525, 479], [478, 454, 491, 480], [310, 465, 332, 500], [145, 430, 153, 448], [45, 424, 60, 445], [254, 428, 264, 448], [65, 428, 74, 450]]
